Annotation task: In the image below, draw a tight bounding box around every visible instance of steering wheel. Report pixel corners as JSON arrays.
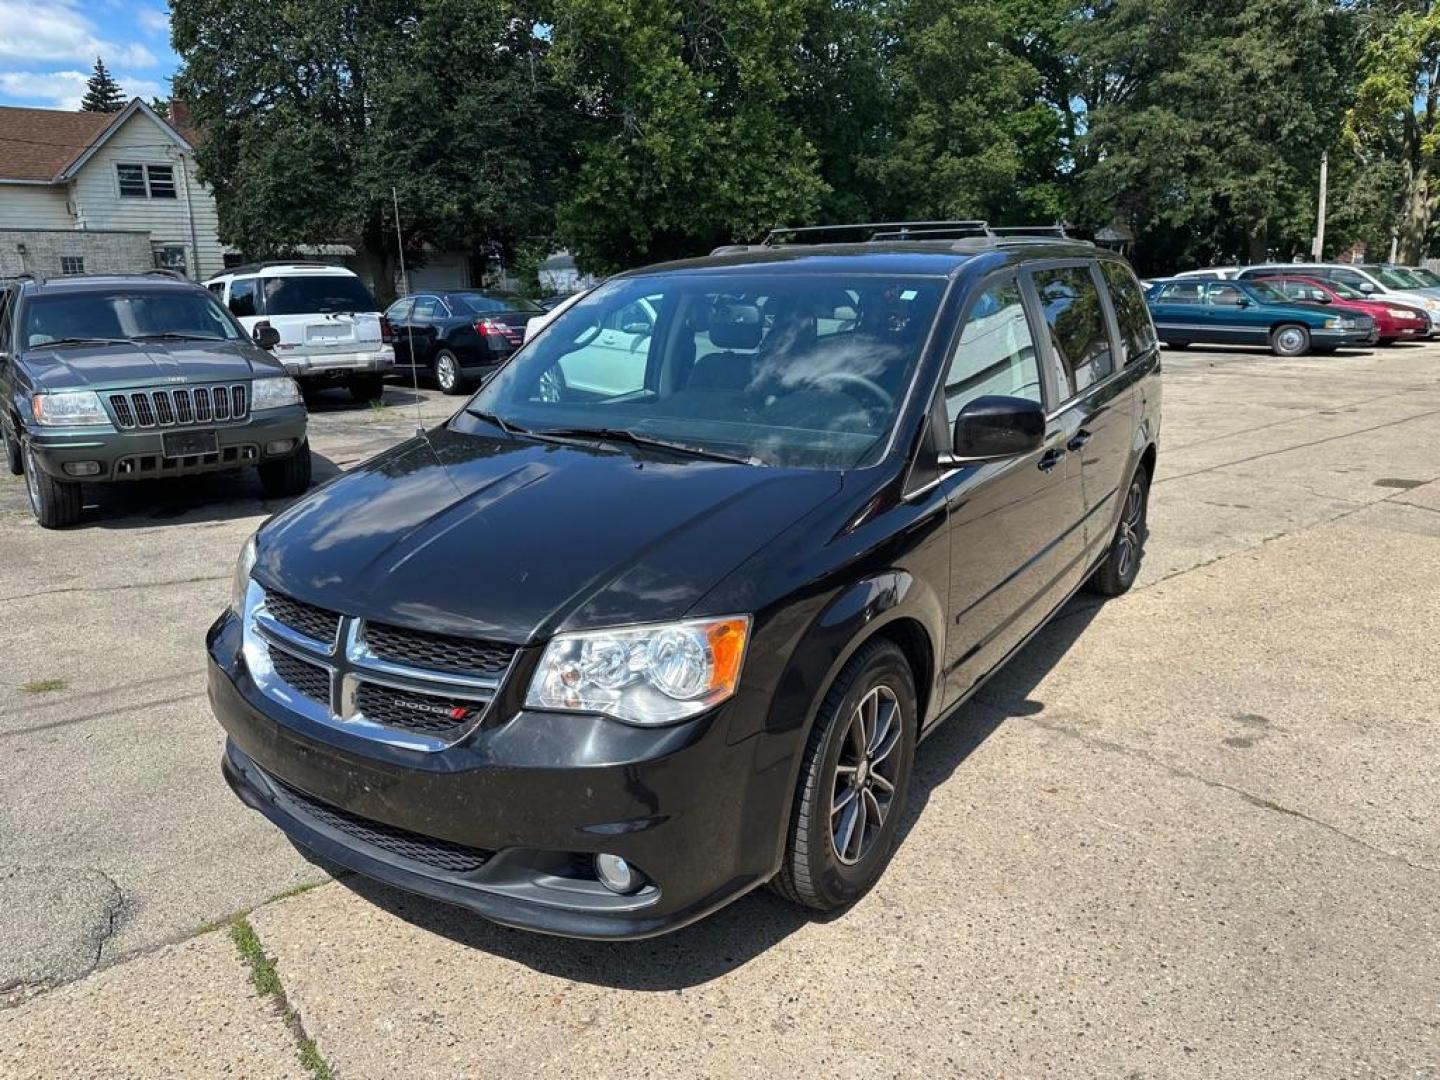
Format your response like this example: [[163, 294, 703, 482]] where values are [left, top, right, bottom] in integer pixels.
[[811, 371, 893, 409]]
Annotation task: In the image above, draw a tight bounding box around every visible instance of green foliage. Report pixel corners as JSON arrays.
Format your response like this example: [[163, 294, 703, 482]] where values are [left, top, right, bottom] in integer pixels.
[[80, 57, 126, 113]]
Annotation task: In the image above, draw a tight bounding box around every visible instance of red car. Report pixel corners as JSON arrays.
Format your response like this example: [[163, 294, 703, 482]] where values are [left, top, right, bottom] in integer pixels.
[[1258, 274, 1430, 344]]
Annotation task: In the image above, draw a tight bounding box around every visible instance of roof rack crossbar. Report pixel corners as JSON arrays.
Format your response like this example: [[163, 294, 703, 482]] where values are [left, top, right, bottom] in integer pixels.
[[764, 220, 994, 245], [219, 260, 338, 276], [989, 224, 1070, 238]]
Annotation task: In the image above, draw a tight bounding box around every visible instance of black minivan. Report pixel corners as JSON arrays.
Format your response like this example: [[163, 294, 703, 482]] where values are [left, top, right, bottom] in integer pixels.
[[208, 223, 1162, 938]]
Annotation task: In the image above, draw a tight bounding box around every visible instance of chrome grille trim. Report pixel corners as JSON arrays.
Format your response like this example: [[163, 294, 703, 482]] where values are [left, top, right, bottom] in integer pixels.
[[241, 580, 515, 752], [109, 383, 251, 430]]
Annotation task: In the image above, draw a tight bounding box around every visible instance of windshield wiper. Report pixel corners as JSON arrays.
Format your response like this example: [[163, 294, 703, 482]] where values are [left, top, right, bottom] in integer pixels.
[[535, 426, 757, 465], [463, 407, 529, 438], [34, 337, 131, 348], [131, 332, 224, 342]]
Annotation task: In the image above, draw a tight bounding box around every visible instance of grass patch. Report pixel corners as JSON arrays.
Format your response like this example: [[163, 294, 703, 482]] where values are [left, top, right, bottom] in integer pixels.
[[229, 917, 334, 1079], [267, 879, 329, 904], [21, 678, 66, 694], [367, 398, 387, 415]]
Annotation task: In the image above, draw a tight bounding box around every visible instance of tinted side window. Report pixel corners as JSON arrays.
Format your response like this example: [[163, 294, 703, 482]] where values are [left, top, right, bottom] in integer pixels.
[[1327, 268, 1368, 289], [1099, 262, 1156, 364], [228, 278, 258, 318], [1157, 283, 1203, 304], [1206, 284, 1243, 305], [943, 277, 1042, 423], [412, 298, 438, 320], [386, 299, 413, 321], [1032, 266, 1114, 400]]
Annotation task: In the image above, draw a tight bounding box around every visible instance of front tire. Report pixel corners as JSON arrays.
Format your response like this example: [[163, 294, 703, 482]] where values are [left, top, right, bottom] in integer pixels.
[[434, 350, 466, 395], [774, 638, 917, 912], [257, 442, 313, 498], [1087, 462, 1150, 596], [1270, 324, 1310, 357], [22, 441, 82, 528]]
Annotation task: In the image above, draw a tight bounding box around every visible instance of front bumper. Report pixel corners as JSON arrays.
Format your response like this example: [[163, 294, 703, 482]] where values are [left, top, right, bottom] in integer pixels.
[[1312, 328, 1374, 346], [206, 610, 781, 939], [278, 347, 394, 378], [25, 405, 308, 482]]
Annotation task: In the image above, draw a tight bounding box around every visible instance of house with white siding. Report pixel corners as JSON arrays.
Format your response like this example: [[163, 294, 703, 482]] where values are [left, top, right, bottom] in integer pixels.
[[0, 98, 228, 281]]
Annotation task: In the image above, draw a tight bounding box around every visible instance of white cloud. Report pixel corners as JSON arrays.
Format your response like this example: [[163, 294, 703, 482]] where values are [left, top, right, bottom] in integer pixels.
[[0, 68, 166, 109], [137, 8, 169, 37], [0, 1, 157, 67]]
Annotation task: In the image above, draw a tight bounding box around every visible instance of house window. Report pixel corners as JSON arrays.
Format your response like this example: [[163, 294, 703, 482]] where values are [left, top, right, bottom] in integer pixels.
[[60, 256, 85, 275], [152, 245, 188, 278], [117, 164, 147, 197], [117, 163, 178, 199]]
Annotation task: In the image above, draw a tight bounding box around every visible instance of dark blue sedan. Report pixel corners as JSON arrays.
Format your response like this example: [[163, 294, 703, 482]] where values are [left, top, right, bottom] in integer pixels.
[[1145, 278, 1374, 356], [385, 291, 545, 394]]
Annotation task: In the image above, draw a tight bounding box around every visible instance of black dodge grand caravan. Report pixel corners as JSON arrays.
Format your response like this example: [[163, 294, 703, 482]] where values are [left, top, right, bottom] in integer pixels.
[[208, 222, 1161, 938]]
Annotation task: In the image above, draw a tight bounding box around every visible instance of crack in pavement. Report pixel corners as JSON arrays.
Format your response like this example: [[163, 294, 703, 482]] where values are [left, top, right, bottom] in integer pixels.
[[0, 864, 126, 1009], [1014, 713, 1440, 876], [0, 690, 207, 737], [0, 574, 228, 605]]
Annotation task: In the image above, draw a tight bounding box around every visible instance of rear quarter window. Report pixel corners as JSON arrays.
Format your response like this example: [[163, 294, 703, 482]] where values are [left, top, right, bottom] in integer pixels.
[[1099, 262, 1156, 365], [1031, 265, 1115, 400]]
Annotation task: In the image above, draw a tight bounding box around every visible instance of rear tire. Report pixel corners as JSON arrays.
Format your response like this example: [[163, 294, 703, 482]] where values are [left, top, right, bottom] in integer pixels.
[[348, 374, 385, 403], [1270, 324, 1310, 357], [1086, 462, 1150, 596], [257, 442, 313, 498], [22, 441, 82, 528], [774, 638, 917, 912], [434, 350, 466, 395]]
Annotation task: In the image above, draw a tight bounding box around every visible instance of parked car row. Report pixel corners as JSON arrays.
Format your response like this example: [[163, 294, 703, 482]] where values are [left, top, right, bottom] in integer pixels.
[[1145, 261, 1440, 355]]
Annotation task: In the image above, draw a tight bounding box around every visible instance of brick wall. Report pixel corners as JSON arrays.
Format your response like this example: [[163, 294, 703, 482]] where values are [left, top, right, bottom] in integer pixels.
[[0, 229, 153, 278]]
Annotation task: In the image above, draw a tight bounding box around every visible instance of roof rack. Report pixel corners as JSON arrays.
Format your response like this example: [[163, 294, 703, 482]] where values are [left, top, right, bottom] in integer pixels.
[[218, 260, 337, 276], [762, 219, 1087, 248]]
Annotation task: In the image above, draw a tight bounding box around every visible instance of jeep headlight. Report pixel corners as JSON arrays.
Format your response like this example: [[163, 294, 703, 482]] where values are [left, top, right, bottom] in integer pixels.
[[30, 390, 110, 427], [230, 534, 257, 613], [526, 616, 750, 725], [250, 376, 302, 411]]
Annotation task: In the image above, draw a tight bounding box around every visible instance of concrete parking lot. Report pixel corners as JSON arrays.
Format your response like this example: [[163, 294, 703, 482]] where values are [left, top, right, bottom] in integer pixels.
[[2, 345, 1438, 1078]]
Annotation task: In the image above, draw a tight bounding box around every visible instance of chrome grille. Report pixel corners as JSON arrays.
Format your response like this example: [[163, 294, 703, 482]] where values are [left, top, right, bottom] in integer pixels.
[[108, 383, 250, 430], [354, 683, 483, 739], [270, 650, 331, 703], [262, 590, 341, 647], [364, 623, 517, 679]]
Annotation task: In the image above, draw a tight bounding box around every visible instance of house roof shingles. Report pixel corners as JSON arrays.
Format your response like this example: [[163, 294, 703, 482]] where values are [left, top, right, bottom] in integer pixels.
[[0, 105, 117, 182]]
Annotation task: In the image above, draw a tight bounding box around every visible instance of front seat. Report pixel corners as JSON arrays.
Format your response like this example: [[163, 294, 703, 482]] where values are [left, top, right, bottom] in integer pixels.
[[689, 301, 763, 390]]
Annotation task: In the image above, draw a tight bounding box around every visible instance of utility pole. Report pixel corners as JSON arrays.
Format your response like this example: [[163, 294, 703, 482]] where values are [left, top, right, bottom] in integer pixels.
[[1311, 150, 1328, 261]]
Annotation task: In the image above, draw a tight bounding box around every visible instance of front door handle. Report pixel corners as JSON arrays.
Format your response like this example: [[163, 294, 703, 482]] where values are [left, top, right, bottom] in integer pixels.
[[1038, 447, 1067, 473], [1067, 429, 1092, 452]]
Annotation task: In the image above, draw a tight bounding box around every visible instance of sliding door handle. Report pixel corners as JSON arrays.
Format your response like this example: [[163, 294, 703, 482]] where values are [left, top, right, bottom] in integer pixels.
[[1067, 429, 1092, 452], [1037, 448, 1067, 473]]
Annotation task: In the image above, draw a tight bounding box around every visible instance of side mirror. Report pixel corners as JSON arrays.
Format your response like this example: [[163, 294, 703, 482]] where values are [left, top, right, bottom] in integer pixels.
[[944, 395, 1046, 465], [253, 323, 280, 350], [1359, 282, 1376, 294], [1235, 297, 1250, 306]]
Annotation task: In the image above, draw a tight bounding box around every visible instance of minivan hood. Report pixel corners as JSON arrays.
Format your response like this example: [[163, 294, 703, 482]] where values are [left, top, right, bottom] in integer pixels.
[[24, 339, 282, 390], [255, 426, 842, 642]]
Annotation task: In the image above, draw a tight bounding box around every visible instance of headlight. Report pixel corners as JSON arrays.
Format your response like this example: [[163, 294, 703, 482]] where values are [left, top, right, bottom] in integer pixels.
[[30, 390, 110, 426], [1424, 298, 1440, 311], [250, 376, 302, 411], [526, 615, 751, 725], [230, 534, 257, 613], [1386, 307, 1415, 319], [1323, 318, 1340, 329]]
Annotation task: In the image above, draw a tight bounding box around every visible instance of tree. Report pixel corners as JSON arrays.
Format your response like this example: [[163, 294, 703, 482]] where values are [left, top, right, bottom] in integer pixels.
[[1348, 2, 1440, 263], [172, 0, 571, 301], [547, 0, 829, 272], [80, 57, 126, 113]]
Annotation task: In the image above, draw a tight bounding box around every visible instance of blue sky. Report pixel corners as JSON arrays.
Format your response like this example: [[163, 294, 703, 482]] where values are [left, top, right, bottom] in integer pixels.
[[0, 0, 178, 110]]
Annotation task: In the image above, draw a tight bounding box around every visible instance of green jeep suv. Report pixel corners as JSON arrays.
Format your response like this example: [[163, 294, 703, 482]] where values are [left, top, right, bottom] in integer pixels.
[[0, 273, 311, 528]]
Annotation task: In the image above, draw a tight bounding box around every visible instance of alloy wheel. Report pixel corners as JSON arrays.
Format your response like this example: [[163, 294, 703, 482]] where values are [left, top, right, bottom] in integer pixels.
[[1276, 327, 1305, 354], [436, 354, 458, 391], [831, 685, 902, 866], [1115, 477, 1144, 580]]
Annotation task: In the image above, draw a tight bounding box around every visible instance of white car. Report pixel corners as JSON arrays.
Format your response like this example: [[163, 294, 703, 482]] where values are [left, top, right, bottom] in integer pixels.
[[1170, 267, 1241, 280], [1237, 263, 1440, 335], [205, 263, 394, 401]]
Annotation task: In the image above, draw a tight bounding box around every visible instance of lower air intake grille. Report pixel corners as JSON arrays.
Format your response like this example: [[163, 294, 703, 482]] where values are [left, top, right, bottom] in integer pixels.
[[273, 779, 492, 874]]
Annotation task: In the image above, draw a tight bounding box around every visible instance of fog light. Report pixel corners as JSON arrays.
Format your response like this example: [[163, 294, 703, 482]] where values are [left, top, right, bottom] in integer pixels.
[[594, 853, 642, 894], [265, 439, 295, 455], [62, 461, 101, 477]]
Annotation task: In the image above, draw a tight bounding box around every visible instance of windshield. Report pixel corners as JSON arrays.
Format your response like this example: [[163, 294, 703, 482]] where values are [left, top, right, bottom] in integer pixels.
[[456, 272, 946, 469], [260, 275, 377, 315], [1363, 266, 1421, 290], [1243, 281, 1289, 304], [1406, 266, 1440, 288], [1321, 279, 1364, 300], [453, 292, 543, 315], [22, 290, 244, 349]]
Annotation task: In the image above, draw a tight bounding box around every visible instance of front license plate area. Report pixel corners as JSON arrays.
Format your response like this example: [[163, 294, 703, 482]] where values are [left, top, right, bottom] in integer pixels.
[[162, 430, 219, 458]]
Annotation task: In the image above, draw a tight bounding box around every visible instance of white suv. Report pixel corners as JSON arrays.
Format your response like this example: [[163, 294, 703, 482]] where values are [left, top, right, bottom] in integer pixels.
[[205, 263, 394, 401]]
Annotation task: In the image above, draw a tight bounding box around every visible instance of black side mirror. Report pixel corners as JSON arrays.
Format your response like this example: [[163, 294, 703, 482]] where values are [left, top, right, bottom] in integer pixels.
[[945, 395, 1046, 464], [253, 323, 280, 350], [1235, 297, 1250, 306]]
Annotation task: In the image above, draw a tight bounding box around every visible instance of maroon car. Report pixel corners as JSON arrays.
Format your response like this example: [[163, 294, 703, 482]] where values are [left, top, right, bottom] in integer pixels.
[[1259, 275, 1429, 344]]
